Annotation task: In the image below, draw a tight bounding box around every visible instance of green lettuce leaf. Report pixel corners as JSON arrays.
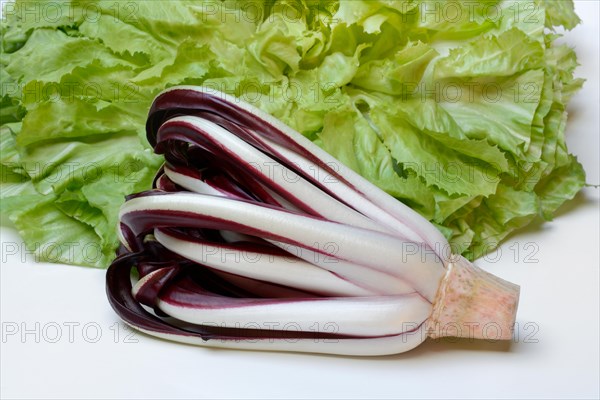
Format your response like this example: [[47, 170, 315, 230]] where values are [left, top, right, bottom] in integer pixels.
[[0, 0, 586, 266]]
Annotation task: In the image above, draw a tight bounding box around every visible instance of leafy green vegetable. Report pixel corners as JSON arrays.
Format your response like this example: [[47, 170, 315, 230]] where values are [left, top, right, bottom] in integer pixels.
[[0, 0, 585, 267]]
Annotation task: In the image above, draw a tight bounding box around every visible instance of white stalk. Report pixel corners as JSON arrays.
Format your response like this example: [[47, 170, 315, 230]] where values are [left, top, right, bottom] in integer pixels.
[[163, 116, 390, 234], [128, 323, 428, 357], [266, 240, 416, 295], [260, 136, 424, 243], [163, 167, 225, 197], [154, 290, 431, 338], [120, 193, 446, 300], [154, 228, 374, 297]]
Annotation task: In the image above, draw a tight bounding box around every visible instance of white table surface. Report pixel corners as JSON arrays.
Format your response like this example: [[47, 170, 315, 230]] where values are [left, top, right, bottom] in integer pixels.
[[1, 2, 599, 399]]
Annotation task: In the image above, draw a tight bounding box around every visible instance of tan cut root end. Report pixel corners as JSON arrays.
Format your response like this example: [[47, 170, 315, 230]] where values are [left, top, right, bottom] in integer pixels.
[[427, 255, 520, 341]]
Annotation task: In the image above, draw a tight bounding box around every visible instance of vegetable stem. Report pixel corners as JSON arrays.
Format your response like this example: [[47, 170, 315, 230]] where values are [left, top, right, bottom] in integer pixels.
[[428, 255, 520, 340]]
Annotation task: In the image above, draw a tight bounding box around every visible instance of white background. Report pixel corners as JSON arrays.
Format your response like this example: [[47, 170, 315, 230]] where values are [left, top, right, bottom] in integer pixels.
[[1, 1, 599, 399]]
